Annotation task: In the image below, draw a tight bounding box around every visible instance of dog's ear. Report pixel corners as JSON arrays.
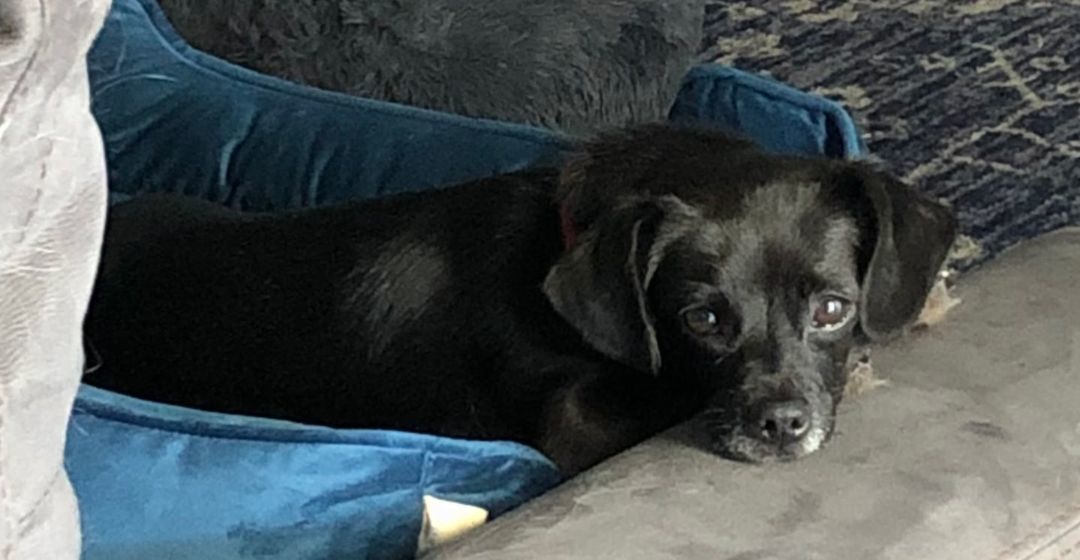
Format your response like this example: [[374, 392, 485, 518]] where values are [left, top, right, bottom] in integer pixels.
[[543, 198, 677, 375], [834, 165, 958, 340]]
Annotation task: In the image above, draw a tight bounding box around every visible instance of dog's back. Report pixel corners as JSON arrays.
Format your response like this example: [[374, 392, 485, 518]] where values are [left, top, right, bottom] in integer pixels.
[[86, 173, 574, 437]]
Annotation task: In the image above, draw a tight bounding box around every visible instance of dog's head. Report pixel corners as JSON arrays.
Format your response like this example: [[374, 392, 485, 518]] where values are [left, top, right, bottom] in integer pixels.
[[543, 125, 957, 462]]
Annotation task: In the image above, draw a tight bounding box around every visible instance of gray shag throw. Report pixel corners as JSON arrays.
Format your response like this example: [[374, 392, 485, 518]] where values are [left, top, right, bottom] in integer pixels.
[[158, 0, 704, 136]]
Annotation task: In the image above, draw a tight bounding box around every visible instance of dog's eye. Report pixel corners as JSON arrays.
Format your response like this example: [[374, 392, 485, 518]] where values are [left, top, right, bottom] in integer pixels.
[[683, 307, 720, 335], [812, 297, 853, 330]]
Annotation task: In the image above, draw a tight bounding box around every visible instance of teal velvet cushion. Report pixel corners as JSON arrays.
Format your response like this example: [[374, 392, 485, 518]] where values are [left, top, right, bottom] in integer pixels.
[[71, 0, 863, 558], [68, 387, 559, 560]]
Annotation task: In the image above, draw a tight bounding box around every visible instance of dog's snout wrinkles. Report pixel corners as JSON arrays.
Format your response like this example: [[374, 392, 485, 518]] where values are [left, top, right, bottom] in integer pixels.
[[756, 400, 811, 444]]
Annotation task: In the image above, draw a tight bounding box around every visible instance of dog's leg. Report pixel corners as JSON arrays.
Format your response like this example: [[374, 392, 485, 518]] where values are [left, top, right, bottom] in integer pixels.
[[535, 367, 691, 476]]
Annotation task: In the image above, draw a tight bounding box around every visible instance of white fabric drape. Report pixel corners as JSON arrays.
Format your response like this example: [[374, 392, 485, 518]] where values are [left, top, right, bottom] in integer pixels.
[[0, 0, 111, 558]]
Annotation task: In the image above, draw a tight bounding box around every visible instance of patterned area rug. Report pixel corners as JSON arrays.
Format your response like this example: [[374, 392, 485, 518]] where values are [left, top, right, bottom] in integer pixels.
[[700, 0, 1080, 270]]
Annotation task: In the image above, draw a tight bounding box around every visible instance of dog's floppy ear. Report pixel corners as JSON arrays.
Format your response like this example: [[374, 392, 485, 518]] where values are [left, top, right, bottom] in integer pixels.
[[543, 198, 674, 375], [834, 165, 958, 340]]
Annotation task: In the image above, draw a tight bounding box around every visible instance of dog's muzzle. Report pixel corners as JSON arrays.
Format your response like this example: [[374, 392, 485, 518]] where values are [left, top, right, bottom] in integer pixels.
[[701, 386, 835, 462]]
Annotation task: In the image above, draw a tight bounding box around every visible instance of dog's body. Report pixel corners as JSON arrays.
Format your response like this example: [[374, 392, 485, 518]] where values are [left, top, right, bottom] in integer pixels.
[[85, 126, 956, 475], [155, 0, 704, 135]]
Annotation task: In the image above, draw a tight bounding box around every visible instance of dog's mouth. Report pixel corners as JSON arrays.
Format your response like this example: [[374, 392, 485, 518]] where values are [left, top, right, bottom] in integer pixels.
[[700, 395, 836, 463]]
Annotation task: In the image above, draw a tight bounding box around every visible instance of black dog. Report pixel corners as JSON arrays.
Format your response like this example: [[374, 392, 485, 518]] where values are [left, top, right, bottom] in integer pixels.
[[84, 125, 956, 475]]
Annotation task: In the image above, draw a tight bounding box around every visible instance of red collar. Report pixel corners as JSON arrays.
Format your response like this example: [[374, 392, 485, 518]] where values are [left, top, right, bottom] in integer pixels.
[[558, 202, 578, 250]]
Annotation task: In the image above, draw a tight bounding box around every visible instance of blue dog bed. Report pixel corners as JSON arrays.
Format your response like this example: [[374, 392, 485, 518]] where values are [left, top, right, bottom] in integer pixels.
[[71, 0, 864, 558]]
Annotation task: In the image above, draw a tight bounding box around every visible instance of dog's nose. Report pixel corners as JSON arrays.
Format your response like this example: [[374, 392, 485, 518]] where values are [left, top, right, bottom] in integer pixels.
[[756, 400, 811, 444]]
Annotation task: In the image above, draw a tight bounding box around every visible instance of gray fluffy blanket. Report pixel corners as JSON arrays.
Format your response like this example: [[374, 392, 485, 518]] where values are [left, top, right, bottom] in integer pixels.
[[159, 0, 705, 136]]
